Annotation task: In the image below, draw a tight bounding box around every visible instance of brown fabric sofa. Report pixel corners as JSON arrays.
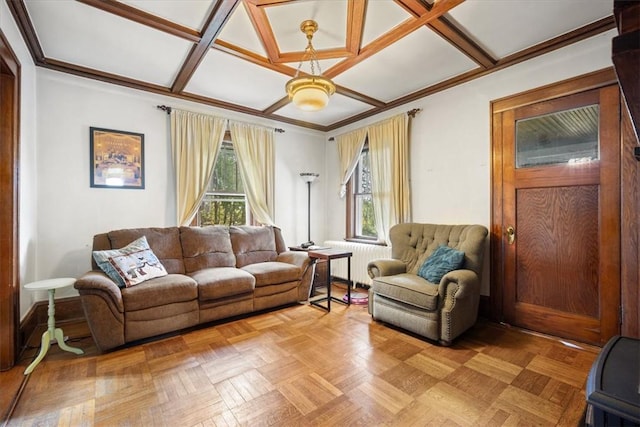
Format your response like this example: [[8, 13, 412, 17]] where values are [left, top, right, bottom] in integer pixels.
[[75, 225, 314, 352], [367, 223, 488, 345]]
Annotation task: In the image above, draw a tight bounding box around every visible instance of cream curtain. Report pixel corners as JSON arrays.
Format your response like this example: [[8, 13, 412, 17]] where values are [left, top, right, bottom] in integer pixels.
[[368, 113, 411, 244], [336, 128, 368, 198], [229, 121, 275, 225], [170, 110, 227, 226]]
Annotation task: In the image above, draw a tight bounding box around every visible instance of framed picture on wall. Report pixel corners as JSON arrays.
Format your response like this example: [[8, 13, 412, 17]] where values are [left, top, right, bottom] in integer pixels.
[[90, 127, 145, 189]]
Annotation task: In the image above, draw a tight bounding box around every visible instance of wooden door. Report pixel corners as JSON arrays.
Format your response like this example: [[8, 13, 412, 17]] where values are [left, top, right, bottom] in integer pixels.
[[0, 31, 20, 371], [492, 71, 621, 346]]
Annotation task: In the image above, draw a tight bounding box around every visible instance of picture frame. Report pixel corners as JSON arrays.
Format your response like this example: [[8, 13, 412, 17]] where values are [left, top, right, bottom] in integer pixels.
[[90, 127, 145, 189]]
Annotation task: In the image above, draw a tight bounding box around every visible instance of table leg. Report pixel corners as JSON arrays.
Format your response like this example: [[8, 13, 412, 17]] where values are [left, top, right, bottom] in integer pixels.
[[54, 327, 84, 355], [347, 257, 351, 304], [24, 330, 51, 375], [24, 288, 83, 375], [326, 259, 331, 311]]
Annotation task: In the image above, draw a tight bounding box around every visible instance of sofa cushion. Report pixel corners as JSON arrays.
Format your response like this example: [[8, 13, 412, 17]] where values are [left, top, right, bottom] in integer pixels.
[[190, 267, 255, 301], [417, 245, 465, 284], [241, 262, 300, 287], [108, 227, 185, 274], [121, 273, 197, 312], [371, 273, 439, 311], [93, 236, 150, 288], [230, 226, 277, 267], [109, 247, 168, 287], [180, 226, 236, 273]]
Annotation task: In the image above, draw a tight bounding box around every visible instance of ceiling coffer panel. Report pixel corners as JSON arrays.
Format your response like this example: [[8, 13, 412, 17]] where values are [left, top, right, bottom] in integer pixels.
[[25, 1, 193, 87]]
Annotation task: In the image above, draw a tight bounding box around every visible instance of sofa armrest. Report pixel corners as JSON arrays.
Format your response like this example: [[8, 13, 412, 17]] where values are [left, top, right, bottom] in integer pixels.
[[74, 271, 126, 352], [276, 251, 312, 270], [74, 271, 124, 313], [368, 259, 407, 278], [275, 251, 314, 301]]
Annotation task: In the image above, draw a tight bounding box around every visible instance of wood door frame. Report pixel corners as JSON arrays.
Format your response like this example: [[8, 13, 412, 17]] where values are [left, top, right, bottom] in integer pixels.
[[0, 30, 20, 371], [489, 68, 619, 324]]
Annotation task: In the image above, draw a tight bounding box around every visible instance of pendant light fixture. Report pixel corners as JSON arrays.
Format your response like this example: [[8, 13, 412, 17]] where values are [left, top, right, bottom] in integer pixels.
[[285, 20, 336, 112]]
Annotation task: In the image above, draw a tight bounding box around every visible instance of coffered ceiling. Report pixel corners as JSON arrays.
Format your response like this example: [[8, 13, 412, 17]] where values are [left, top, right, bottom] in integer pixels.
[[7, 0, 615, 131]]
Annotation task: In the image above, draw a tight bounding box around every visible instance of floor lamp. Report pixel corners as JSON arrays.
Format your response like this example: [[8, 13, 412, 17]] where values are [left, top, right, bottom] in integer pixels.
[[300, 172, 319, 246]]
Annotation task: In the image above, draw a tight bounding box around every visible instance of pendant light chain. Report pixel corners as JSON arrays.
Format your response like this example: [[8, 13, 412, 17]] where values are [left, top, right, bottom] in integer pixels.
[[293, 28, 323, 78]]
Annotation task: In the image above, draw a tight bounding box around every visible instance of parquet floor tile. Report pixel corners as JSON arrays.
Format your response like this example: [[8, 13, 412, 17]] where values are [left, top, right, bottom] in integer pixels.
[[5, 285, 599, 426]]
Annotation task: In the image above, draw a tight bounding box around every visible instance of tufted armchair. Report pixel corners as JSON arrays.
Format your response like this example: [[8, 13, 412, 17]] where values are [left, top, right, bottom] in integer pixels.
[[367, 223, 488, 345]]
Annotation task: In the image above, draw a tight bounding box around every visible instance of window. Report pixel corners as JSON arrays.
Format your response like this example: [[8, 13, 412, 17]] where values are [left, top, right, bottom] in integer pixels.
[[197, 141, 248, 226], [347, 144, 377, 240]]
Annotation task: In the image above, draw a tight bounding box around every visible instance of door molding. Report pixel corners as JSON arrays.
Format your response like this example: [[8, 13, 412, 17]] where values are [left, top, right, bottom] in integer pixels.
[[489, 68, 618, 324], [0, 30, 20, 371]]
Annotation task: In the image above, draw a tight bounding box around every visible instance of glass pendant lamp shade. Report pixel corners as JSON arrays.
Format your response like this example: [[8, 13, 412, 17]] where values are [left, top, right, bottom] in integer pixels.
[[286, 20, 335, 112], [286, 76, 335, 111]]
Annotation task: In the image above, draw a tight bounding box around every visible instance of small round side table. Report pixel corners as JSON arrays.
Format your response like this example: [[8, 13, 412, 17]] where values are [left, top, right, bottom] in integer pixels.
[[23, 277, 84, 375]]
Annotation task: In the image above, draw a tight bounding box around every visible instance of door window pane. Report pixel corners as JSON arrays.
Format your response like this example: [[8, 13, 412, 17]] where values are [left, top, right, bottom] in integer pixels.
[[516, 104, 599, 168]]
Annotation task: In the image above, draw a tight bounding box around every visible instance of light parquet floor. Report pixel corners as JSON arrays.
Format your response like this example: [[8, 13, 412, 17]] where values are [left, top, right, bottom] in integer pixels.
[[8, 287, 599, 426]]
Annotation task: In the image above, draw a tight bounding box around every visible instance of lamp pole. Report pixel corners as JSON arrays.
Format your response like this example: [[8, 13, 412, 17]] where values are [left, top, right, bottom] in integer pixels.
[[300, 173, 319, 244], [306, 180, 312, 242]]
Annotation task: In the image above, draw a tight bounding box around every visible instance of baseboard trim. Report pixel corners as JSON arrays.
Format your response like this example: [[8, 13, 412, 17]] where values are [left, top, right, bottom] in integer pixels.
[[19, 296, 85, 349]]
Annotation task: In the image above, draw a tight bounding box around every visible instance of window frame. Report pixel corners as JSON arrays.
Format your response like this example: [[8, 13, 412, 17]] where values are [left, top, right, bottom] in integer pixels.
[[345, 142, 383, 244], [194, 136, 251, 226]]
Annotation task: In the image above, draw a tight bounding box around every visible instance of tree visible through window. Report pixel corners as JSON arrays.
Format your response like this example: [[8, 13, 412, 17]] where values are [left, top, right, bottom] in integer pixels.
[[197, 142, 248, 226], [351, 147, 377, 239]]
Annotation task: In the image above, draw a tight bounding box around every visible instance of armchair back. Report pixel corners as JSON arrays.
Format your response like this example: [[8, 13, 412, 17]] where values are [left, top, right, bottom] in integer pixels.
[[389, 223, 487, 277]]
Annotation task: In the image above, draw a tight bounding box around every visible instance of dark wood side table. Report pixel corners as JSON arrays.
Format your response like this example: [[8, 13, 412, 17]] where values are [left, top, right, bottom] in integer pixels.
[[288, 246, 329, 296], [307, 248, 352, 312]]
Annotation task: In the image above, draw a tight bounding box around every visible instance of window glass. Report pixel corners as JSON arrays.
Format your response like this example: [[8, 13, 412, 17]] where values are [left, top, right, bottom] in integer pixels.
[[352, 148, 377, 239], [516, 104, 599, 168], [197, 142, 248, 226]]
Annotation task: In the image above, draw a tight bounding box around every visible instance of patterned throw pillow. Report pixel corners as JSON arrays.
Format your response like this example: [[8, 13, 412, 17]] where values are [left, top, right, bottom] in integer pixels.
[[417, 245, 465, 284], [108, 248, 167, 287], [93, 236, 162, 288]]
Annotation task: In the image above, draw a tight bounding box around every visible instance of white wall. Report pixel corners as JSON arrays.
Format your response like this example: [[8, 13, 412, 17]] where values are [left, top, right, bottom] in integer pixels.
[[325, 30, 616, 295], [32, 70, 325, 311], [1, 1, 39, 317]]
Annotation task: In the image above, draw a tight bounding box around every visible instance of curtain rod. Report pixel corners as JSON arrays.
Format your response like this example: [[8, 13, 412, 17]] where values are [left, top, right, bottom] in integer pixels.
[[327, 108, 422, 141], [156, 105, 285, 133]]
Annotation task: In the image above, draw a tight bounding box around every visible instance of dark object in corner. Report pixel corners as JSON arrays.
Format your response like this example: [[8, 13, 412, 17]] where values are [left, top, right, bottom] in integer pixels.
[[634, 146, 640, 161], [585, 335, 640, 426]]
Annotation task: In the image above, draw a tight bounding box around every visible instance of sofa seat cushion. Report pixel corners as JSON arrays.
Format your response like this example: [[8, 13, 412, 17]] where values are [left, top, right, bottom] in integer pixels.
[[371, 273, 439, 311], [190, 267, 255, 301], [241, 262, 300, 287], [121, 273, 197, 312]]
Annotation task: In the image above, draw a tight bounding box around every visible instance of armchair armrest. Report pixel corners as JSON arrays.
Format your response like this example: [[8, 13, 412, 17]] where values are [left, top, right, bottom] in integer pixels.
[[437, 269, 480, 302], [437, 269, 481, 345], [368, 259, 407, 278], [74, 271, 124, 313]]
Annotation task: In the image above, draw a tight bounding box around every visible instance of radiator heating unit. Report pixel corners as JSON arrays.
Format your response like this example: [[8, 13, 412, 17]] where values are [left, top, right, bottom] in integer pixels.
[[323, 240, 392, 287]]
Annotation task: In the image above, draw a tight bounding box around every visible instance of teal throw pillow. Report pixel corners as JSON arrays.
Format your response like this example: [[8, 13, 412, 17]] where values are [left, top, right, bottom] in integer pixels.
[[417, 245, 465, 283], [93, 236, 151, 288]]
